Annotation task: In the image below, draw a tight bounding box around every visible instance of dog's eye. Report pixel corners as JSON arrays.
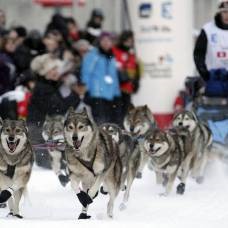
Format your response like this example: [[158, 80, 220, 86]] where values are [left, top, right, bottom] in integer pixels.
[[78, 125, 84, 130], [68, 125, 74, 130], [15, 129, 21, 133], [53, 130, 59, 134], [5, 128, 10, 133]]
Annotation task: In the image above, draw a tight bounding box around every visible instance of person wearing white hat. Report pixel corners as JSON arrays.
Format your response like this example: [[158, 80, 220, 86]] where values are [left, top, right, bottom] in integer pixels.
[[194, 0, 228, 97]]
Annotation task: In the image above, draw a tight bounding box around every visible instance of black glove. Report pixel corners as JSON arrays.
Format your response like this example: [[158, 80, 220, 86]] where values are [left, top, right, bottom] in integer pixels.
[[0, 189, 13, 203], [76, 191, 93, 208]]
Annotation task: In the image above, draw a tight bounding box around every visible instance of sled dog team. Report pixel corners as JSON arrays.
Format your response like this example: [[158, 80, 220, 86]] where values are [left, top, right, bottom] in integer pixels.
[[0, 105, 213, 219]]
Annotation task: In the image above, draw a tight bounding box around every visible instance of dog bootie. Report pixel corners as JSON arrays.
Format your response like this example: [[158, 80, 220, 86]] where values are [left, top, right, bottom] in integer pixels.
[[78, 213, 91, 220], [0, 189, 12, 203], [58, 174, 69, 187], [136, 172, 142, 179], [77, 191, 93, 208], [176, 183, 185, 195]]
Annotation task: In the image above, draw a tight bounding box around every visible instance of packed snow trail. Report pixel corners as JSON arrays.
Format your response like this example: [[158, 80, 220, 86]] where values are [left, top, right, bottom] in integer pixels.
[[1, 161, 228, 228]]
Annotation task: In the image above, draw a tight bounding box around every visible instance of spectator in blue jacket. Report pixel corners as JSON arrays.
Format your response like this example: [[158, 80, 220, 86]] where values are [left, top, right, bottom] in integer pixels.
[[81, 32, 121, 124]]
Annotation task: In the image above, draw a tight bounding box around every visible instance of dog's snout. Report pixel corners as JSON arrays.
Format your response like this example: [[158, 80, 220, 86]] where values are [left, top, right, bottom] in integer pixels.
[[8, 136, 15, 142], [178, 122, 183, 126], [149, 143, 154, 149], [72, 135, 78, 141], [130, 126, 134, 132]]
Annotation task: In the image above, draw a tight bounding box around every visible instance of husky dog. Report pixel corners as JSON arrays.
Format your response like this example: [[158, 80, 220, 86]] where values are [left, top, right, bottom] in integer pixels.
[[144, 128, 191, 196], [100, 123, 140, 210], [0, 118, 34, 218], [42, 115, 69, 187], [64, 108, 122, 219], [172, 110, 213, 184], [124, 105, 156, 178]]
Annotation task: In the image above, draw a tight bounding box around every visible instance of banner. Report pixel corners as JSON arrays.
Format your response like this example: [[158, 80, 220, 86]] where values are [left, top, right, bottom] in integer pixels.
[[128, 0, 194, 114]]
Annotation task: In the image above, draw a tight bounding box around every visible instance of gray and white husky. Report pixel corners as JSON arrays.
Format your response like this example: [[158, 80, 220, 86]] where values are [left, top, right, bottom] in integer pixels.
[[42, 115, 69, 187], [100, 123, 140, 210], [0, 118, 34, 218], [172, 110, 213, 184], [64, 108, 122, 219], [124, 105, 156, 178]]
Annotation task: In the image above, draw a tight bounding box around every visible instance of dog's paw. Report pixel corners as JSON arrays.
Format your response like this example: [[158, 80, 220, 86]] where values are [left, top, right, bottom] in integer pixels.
[[0, 189, 13, 203], [14, 214, 23, 219], [119, 203, 127, 211], [78, 213, 91, 220], [196, 176, 204, 184], [136, 172, 142, 179], [100, 186, 108, 195], [58, 174, 69, 187], [76, 191, 93, 208], [176, 183, 185, 195], [0, 203, 7, 208]]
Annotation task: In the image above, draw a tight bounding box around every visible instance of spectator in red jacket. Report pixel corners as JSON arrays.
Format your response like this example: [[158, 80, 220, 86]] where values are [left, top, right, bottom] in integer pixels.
[[112, 30, 140, 122]]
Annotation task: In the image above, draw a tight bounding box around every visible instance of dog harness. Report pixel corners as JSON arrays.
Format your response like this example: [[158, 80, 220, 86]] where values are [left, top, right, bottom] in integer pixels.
[[5, 165, 16, 179]]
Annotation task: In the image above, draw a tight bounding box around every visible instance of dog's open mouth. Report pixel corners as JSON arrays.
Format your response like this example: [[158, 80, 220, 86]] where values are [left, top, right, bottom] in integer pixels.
[[73, 136, 84, 150], [150, 146, 161, 155], [7, 139, 20, 153]]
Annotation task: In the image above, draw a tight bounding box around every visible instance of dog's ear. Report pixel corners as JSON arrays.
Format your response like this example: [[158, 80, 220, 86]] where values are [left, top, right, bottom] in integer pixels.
[[189, 111, 199, 122], [18, 119, 29, 134], [66, 106, 75, 117], [45, 115, 51, 122], [127, 104, 135, 113], [143, 105, 155, 124], [165, 131, 175, 150], [81, 107, 88, 116]]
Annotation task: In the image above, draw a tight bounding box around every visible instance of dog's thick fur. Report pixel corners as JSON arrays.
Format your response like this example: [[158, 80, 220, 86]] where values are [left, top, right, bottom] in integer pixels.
[[42, 115, 69, 186], [100, 123, 140, 210], [172, 110, 213, 184], [124, 105, 156, 178], [0, 118, 34, 218], [144, 128, 191, 195], [64, 108, 122, 219]]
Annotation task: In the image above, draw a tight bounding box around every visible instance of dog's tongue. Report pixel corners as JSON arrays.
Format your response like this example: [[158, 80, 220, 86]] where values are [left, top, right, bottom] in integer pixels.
[[73, 140, 81, 149], [8, 142, 16, 152]]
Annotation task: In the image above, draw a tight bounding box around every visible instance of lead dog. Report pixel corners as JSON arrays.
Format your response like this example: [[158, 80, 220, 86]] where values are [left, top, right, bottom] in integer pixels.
[[64, 108, 122, 219], [0, 118, 34, 218]]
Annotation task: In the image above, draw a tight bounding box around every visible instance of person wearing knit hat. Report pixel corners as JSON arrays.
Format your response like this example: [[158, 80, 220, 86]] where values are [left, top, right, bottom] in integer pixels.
[[193, 0, 228, 97]]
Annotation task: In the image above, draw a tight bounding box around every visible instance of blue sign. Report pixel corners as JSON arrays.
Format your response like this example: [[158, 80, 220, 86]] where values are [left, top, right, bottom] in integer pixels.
[[139, 3, 152, 18]]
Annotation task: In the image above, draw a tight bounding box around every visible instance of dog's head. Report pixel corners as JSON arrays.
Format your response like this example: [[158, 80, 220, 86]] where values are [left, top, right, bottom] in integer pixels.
[[100, 123, 122, 143], [144, 129, 173, 157], [64, 107, 95, 153], [172, 111, 198, 133], [42, 115, 65, 143], [124, 105, 155, 137], [0, 118, 28, 155]]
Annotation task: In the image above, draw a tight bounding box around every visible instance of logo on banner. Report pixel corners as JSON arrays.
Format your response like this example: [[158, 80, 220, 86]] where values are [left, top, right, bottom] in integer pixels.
[[139, 3, 152, 18], [161, 2, 173, 19]]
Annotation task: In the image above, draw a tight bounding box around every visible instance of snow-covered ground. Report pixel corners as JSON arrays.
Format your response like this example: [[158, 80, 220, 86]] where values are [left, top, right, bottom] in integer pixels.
[[1, 161, 228, 228]]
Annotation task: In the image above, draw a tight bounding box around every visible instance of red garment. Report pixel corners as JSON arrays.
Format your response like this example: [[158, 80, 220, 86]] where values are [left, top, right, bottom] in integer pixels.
[[17, 92, 32, 119], [112, 46, 138, 94]]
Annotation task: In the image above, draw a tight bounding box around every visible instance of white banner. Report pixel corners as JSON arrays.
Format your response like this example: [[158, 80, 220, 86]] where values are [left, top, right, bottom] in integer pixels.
[[128, 0, 194, 113]]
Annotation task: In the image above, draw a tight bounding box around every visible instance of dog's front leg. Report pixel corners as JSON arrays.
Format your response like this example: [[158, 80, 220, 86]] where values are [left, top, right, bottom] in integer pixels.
[[0, 166, 31, 204], [88, 175, 104, 199]]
